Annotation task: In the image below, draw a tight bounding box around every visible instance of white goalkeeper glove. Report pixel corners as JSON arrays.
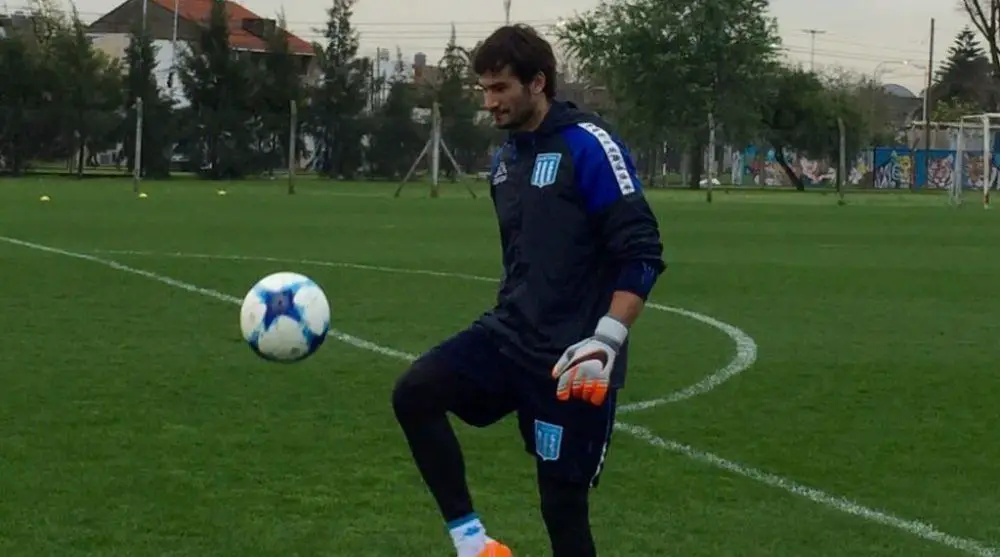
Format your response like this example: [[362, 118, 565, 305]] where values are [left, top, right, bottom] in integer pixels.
[[551, 316, 628, 406]]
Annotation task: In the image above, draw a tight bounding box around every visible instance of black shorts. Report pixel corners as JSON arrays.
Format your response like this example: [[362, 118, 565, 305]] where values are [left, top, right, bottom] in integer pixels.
[[416, 324, 618, 487]]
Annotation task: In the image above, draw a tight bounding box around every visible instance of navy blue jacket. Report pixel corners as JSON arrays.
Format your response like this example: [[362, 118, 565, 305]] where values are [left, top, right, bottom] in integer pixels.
[[476, 101, 665, 388]]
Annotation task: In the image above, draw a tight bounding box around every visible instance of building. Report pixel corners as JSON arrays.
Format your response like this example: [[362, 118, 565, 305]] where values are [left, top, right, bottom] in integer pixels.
[[882, 83, 924, 126], [86, 0, 317, 104], [0, 10, 39, 40], [412, 52, 442, 88]]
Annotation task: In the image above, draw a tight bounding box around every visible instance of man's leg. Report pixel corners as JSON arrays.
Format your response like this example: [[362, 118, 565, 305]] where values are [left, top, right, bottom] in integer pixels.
[[518, 381, 618, 557], [392, 325, 516, 556], [538, 475, 595, 556]]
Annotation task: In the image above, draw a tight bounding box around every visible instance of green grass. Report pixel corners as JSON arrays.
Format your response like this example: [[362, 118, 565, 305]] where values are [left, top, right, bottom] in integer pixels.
[[0, 178, 997, 556]]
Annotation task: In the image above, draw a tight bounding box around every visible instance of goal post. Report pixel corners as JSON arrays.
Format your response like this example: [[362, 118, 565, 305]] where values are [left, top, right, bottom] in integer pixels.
[[954, 113, 1000, 209]]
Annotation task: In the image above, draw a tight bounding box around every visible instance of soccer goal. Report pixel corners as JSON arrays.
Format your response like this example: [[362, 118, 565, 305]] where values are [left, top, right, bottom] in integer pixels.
[[953, 113, 1000, 208]]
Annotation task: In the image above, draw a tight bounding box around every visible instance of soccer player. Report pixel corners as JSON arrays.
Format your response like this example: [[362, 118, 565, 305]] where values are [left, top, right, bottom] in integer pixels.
[[391, 24, 665, 557]]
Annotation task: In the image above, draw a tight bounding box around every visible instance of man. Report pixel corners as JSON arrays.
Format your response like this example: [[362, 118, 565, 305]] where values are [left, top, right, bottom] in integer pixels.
[[391, 24, 665, 557]]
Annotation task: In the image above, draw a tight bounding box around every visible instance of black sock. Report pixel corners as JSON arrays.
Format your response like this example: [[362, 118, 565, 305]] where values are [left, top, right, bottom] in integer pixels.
[[393, 363, 475, 523], [539, 475, 596, 557]]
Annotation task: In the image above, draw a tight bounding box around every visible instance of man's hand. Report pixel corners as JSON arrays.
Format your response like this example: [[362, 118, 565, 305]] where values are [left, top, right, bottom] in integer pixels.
[[551, 316, 629, 406]]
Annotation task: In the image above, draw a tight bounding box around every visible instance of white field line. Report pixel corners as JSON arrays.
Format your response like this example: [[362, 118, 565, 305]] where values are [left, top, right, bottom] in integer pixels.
[[623, 303, 756, 413], [89, 249, 756, 412], [3, 238, 997, 555], [618, 423, 999, 557], [0, 238, 416, 362]]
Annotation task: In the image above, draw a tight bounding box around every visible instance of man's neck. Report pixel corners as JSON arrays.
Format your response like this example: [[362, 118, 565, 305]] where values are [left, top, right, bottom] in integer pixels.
[[517, 99, 552, 133]]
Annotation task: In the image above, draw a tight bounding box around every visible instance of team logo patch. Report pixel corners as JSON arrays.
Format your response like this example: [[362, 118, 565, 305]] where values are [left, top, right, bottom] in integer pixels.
[[530, 153, 561, 187], [534, 419, 564, 461]]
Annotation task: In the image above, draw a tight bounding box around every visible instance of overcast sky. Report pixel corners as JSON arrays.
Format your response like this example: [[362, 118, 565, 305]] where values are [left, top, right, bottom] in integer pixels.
[[12, 0, 976, 93]]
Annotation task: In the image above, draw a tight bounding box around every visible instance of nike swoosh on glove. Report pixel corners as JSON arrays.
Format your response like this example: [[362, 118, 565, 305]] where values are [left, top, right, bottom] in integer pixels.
[[551, 316, 628, 406]]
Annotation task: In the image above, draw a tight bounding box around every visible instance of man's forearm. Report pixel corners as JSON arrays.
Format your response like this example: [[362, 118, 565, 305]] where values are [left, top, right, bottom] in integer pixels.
[[606, 257, 661, 329], [606, 290, 645, 327]]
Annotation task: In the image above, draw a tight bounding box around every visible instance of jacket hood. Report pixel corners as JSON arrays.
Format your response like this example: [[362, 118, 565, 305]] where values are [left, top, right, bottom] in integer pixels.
[[536, 100, 593, 134]]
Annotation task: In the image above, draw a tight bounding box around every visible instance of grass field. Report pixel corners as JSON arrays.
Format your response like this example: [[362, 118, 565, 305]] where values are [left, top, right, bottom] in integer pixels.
[[0, 178, 997, 557]]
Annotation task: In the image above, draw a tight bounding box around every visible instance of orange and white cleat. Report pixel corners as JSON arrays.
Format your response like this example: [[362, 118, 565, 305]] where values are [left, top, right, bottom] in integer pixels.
[[478, 538, 512, 557]]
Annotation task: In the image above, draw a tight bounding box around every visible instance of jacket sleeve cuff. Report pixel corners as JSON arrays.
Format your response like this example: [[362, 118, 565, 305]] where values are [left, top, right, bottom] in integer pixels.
[[614, 260, 662, 300]]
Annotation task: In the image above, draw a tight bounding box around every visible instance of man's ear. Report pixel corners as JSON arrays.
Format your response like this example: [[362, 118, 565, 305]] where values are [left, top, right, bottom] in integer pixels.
[[531, 72, 546, 95]]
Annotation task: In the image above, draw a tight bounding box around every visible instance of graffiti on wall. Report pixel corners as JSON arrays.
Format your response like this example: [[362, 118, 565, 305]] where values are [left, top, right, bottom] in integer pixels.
[[924, 152, 954, 189], [732, 145, 1000, 189], [736, 147, 867, 187], [958, 152, 1000, 190], [873, 149, 913, 189], [872, 147, 1000, 190]]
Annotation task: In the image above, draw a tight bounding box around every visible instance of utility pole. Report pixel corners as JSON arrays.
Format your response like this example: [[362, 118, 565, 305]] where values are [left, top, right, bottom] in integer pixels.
[[132, 0, 148, 193], [923, 18, 935, 189], [802, 28, 826, 71], [503, 0, 511, 24], [373, 47, 383, 109]]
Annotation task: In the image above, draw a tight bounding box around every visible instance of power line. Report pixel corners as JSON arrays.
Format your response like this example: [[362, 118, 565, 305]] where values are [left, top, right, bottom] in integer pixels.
[[816, 35, 927, 58], [0, 4, 946, 69]]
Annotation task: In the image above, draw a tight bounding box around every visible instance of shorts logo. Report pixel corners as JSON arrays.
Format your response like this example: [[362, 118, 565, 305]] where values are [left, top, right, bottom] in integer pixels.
[[534, 419, 563, 461], [530, 153, 561, 187]]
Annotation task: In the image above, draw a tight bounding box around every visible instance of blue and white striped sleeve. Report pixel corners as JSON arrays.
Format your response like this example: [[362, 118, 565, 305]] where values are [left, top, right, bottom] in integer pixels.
[[563, 122, 666, 298]]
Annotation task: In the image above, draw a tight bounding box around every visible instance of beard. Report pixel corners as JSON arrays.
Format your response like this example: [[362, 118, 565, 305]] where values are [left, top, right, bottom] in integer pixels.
[[493, 93, 537, 130]]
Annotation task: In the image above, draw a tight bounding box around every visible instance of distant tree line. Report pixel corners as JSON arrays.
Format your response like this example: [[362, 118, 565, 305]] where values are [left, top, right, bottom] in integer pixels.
[[3, 0, 994, 188], [557, 0, 997, 188], [0, 0, 498, 179]]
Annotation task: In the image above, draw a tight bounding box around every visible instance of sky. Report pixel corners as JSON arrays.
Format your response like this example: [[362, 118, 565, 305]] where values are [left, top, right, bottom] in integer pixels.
[[5, 0, 976, 93]]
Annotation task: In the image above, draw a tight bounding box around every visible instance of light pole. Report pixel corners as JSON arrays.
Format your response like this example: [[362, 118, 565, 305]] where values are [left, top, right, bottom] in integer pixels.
[[132, 0, 148, 193]]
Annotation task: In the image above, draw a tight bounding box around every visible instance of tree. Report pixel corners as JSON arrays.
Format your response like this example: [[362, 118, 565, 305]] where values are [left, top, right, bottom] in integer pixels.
[[932, 27, 995, 111], [819, 68, 896, 148], [253, 11, 307, 174], [48, 7, 123, 177], [558, 0, 780, 188], [0, 5, 119, 174], [933, 97, 982, 121], [959, 0, 1000, 77], [308, 0, 370, 179], [368, 46, 423, 178], [122, 25, 175, 178], [12, 0, 76, 166], [0, 25, 45, 174], [178, 0, 254, 179], [436, 24, 486, 177], [760, 66, 866, 190]]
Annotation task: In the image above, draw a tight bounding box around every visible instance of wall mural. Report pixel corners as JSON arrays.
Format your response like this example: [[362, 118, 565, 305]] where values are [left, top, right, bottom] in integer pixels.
[[872, 147, 1000, 190], [735, 146, 867, 187], [731, 146, 1000, 190]]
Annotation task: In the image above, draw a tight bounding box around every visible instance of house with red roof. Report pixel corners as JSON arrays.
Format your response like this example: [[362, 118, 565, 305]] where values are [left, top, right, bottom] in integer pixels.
[[87, 0, 318, 87]]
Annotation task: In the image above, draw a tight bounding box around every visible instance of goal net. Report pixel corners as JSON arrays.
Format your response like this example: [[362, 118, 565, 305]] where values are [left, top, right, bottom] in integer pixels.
[[953, 113, 1000, 208]]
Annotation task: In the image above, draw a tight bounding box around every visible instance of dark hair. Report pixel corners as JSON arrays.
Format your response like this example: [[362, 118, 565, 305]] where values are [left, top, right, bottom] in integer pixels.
[[473, 24, 557, 98]]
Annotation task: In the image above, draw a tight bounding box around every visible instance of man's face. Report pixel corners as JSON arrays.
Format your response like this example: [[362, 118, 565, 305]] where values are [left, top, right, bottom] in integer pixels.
[[478, 66, 539, 130]]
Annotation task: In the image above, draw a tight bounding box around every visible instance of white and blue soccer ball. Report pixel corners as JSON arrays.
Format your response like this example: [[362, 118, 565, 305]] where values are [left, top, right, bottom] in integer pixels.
[[239, 271, 331, 362]]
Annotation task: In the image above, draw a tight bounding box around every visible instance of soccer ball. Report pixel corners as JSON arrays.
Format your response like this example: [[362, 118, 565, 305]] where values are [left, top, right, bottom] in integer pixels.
[[239, 271, 331, 362]]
